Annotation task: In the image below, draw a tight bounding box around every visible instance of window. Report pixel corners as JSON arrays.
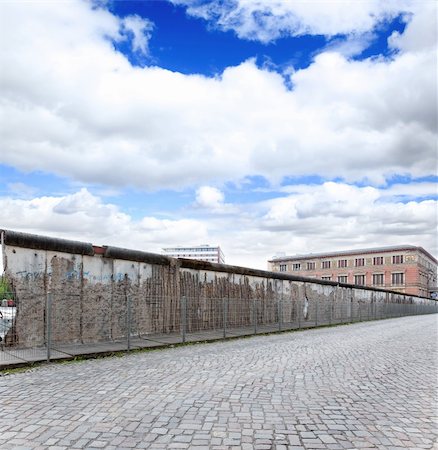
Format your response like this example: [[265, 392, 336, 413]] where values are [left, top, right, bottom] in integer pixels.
[[392, 272, 404, 285], [338, 259, 347, 268], [355, 258, 365, 267], [373, 274, 384, 286], [338, 275, 348, 283], [307, 262, 315, 270], [292, 263, 301, 271], [373, 256, 383, 265], [322, 260, 331, 269], [321, 276, 332, 281], [354, 275, 365, 286], [393, 255, 404, 264], [279, 264, 287, 272]]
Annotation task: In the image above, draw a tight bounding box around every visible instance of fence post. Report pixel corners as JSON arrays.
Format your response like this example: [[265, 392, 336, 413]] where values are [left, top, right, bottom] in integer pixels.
[[253, 298, 257, 334], [126, 295, 131, 352], [223, 297, 227, 339], [181, 296, 186, 343], [46, 292, 52, 362]]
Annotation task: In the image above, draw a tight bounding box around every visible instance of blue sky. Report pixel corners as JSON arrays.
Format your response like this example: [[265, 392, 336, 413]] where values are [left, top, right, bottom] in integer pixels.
[[110, 0, 408, 75], [0, 0, 437, 268], [112, 1, 331, 74]]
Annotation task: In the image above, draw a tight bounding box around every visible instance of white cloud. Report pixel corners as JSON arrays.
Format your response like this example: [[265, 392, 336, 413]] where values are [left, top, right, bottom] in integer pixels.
[[0, 189, 208, 252], [256, 182, 438, 263], [321, 32, 377, 58], [194, 186, 236, 213], [171, 0, 414, 43], [196, 186, 224, 207], [379, 182, 438, 202], [0, 0, 436, 189], [261, 182, 437, 235], [121, 15, 154, 56], [6, 182, 37, 199], [0, 184, 436, 269], [388, 2, 437, 52]]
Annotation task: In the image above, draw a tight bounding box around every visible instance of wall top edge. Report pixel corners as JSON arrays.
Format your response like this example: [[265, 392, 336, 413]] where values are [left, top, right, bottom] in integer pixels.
[[103, 246, 174, 266], [2, 229, 95, 256]]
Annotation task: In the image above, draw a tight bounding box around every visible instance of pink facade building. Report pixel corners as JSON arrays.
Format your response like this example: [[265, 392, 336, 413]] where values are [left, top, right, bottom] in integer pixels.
[[268, 245, 437, 298]]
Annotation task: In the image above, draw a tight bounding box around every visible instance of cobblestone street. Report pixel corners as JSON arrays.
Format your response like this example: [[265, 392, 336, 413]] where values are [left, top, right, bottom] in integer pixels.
[[0, 315, 437, 450]]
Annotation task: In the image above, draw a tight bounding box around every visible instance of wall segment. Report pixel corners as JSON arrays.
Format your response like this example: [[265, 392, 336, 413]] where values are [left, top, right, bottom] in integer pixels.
[[1, 229, 436, 348]]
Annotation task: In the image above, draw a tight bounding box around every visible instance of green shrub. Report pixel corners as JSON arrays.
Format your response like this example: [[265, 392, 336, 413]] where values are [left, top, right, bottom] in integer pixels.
[[0, 278, 12, 299]]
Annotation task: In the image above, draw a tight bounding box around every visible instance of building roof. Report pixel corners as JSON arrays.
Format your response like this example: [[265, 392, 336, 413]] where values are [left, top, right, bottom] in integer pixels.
[[269, 245, 438, 264]]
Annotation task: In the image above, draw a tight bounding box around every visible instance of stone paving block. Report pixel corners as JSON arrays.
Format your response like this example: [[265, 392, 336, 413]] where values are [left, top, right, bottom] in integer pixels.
[[0, 316, 437, 449]]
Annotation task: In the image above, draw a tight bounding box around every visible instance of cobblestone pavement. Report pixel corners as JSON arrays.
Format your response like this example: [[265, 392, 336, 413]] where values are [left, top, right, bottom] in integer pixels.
[[0, 315, 437, 450]]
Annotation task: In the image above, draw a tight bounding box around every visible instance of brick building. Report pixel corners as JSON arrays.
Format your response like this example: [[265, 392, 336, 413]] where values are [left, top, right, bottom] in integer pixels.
[[268, 245, 437, 298]]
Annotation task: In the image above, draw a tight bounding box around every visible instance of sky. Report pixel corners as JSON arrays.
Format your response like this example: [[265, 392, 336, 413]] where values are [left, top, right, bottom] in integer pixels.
[[0, 0, 437, 270]]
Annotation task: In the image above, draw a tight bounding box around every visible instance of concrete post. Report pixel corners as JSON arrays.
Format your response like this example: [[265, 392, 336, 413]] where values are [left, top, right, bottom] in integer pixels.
[[46, 292, 52, 362]]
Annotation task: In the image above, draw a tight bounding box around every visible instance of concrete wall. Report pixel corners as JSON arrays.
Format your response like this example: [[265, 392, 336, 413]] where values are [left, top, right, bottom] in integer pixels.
[[2, 230, 437, 348]]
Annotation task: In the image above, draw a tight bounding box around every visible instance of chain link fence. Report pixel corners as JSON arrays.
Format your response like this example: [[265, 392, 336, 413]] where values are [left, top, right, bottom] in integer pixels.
[[1, 290, 437, 367]]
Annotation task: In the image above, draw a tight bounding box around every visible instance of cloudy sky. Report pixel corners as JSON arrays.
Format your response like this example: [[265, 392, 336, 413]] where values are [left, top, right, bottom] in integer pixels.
[[0, 0, 437, 269]]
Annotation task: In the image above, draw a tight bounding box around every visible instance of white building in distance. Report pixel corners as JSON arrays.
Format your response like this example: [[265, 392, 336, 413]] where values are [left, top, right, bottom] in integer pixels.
[[162, 245, 225, 264]]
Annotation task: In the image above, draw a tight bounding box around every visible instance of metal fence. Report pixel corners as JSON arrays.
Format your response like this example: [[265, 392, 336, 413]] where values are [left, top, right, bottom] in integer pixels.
[[1, 291, 437, 367]]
